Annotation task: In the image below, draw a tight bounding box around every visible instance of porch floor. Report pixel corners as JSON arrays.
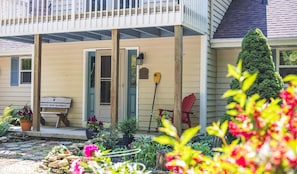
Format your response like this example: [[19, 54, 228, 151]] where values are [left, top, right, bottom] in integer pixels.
[[9, 126, 159, 140], [10, 126, 87, 140]]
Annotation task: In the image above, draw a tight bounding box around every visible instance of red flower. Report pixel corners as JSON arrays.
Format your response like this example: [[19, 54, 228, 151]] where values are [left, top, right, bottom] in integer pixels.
[[236, 156, 247, 167]]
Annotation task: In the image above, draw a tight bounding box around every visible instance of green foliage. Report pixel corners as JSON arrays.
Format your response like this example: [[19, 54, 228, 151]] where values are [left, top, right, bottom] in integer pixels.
[[187, 134, 214, 157], [153, 62, 297, 173], [130, 136, 171, 169], [0, 121, 10, 137], [94, 125, 120, 150], [230, 28, 283, 102], [118, 117, 137, 138], [0, 106, 17, 136], [225, 28, 283, 143]]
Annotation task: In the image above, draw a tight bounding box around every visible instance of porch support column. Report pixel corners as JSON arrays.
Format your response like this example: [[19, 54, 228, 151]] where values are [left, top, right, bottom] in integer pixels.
[[174, 25, 183, 135], [199, 35, 208, 133], [33, 34, 42, 131], [111, 29, 120, 127]]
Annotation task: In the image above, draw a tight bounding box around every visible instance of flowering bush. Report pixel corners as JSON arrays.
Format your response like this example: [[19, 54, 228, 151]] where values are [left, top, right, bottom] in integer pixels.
[[154, 61, 297, 173], [17, 105, 33, 121], [86, 115, 104, 131], [70, 144, 149, 174]]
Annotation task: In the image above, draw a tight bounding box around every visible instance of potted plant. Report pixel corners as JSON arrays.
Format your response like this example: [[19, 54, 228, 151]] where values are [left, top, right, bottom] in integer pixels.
[[86, 115, 104, 139], [118, 117, 136, 146], [17, 105, 33, 131]]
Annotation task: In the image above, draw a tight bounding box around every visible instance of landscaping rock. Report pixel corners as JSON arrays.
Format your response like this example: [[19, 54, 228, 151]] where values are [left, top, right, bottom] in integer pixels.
[[0, 136, 8, 143]]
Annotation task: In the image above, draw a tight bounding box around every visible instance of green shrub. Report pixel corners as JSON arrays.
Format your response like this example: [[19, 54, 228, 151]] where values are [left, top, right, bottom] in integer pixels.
[[0, 105, 19, 126], [0, 105, 17, 136], [0, 121, 10, 137], [230, 28, 283, 102], [188, 134, 214, 157], [224, 28, 283, 143], [130, 136, 171, 169], [94, 125, 120, 150]]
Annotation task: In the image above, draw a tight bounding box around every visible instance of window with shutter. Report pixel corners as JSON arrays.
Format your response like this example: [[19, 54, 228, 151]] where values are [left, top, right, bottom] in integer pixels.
[[19, 57, 32, 84]]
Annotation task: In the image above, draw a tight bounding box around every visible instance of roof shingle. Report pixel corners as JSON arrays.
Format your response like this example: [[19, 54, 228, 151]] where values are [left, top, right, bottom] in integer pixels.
[[214, 0, 297, 39]]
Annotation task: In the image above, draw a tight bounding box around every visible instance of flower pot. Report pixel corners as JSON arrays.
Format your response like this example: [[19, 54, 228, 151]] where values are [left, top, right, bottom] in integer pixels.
[[20, 120, 32, 131], [122, 134, 134, 147], [86, 128, 99, 139]]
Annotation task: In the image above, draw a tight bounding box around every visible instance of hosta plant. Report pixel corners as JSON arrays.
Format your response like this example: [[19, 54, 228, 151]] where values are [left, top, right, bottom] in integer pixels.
[[154, 61, 297, 173]]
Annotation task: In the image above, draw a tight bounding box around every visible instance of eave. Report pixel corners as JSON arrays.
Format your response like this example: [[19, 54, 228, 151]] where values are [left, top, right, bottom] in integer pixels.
[[211, 37, 297, 49]]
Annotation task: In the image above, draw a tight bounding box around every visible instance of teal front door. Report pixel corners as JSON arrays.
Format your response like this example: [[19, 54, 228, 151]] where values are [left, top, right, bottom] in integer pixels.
[[87, 51, 96, 119], [127, 50, 137, 119]]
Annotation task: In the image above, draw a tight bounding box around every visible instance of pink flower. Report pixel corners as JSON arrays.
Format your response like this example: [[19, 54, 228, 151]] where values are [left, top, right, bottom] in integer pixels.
[[83, 144, 98, 157], [70, 159, 84, 174]]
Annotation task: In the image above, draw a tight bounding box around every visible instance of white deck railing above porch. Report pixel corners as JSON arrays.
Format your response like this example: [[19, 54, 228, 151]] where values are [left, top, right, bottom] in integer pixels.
[[0, 0, 207, 37]]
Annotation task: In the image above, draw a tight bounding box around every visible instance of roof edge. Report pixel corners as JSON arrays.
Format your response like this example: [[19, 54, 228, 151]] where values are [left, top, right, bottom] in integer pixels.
[[211, 37, 297, 49], [0, 47, 33, 56]]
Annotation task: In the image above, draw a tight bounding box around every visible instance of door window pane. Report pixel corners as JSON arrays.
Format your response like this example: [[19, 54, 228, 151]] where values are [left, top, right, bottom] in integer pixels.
[[101, 56, 111, 78], [90, 56, 95, 88], [100, 56, 111, 105], [130, 55, 137, 88], [100, 81, 111, 104]]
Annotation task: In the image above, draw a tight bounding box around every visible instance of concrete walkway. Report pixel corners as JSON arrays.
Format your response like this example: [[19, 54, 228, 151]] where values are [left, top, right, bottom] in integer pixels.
[[0, 136, 76, 174]]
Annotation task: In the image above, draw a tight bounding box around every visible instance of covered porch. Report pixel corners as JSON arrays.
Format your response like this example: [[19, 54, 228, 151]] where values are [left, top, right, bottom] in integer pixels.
[[0, 0, 208, 135], [9, 125, 159, 140]]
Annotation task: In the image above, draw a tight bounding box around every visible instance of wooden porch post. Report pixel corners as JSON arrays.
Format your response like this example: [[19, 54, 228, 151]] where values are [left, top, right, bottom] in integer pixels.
[[111, 29, 120, 127], [174, 25, 183, 135], [33, 34, 42, 131]]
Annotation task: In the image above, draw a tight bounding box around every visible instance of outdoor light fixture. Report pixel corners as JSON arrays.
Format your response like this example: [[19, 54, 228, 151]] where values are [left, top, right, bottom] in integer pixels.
[[136, 53, 144, 65]]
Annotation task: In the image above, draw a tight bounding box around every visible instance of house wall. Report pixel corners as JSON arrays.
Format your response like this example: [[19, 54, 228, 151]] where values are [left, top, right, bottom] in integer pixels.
[[40, 36, 201, 129], [0, 57, 31, 114], [210, 0, 232, 38], [215, 48, 240, 118], [206, 0, 232, 125]]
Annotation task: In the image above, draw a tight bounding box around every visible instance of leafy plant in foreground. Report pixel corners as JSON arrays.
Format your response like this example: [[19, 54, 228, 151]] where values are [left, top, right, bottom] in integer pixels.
[[130, 136, 171, 169], [154, 61, 297, 173]]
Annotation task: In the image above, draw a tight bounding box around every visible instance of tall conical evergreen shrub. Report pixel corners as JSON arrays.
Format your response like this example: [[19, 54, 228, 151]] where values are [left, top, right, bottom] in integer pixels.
[[230, 28, 283, 101]]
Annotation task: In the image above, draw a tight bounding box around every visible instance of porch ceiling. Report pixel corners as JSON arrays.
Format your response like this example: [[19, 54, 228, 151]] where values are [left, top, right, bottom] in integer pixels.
[[0, 26, 199, 44]]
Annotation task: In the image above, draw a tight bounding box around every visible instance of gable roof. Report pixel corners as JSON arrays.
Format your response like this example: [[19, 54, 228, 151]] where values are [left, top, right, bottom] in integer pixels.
[[0, 39, 32, 56], [213, 0, 297, 39]]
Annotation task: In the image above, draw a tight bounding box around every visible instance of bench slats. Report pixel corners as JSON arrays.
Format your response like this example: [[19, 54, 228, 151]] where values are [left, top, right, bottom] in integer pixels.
[[40, 97, 72, 128], [40, 103, 71, 109]]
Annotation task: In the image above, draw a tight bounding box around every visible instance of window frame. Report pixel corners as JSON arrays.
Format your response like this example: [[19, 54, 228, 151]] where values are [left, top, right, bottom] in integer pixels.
[[19, 56, 32, 85], [276, 48, 297, 78]]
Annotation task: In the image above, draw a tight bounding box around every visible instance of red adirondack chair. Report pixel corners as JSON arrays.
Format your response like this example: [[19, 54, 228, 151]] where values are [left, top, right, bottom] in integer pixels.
[[158, 93, 196, 128]]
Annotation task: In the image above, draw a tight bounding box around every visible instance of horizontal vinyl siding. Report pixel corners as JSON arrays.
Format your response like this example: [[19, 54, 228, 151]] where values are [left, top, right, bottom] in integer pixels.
[[216, 48, 240, 118], [40, 36, 201, 129], [41, 41, 106, 127], [211, 0, 232, 38], [0, 57, 31, 115], [136, 36, 201, 130], [206, 0, 232, 125]]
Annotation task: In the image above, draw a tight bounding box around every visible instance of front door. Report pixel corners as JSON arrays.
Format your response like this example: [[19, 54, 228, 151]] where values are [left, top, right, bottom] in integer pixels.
[[87, 52, 96, 118], [86, 49, 137, 122], [127, 50, 137, 119]]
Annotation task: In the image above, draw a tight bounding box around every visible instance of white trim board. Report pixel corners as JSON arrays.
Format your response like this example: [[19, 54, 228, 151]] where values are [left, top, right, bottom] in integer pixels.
[[211, 37, 297, 49]]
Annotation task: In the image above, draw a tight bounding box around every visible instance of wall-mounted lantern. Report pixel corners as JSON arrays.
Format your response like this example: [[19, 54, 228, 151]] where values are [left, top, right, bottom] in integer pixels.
[[136, 53, 144, 65]]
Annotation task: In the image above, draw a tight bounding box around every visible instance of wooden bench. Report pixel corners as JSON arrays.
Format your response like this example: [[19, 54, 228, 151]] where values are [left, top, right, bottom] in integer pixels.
[[40, 97, 72, 128]]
